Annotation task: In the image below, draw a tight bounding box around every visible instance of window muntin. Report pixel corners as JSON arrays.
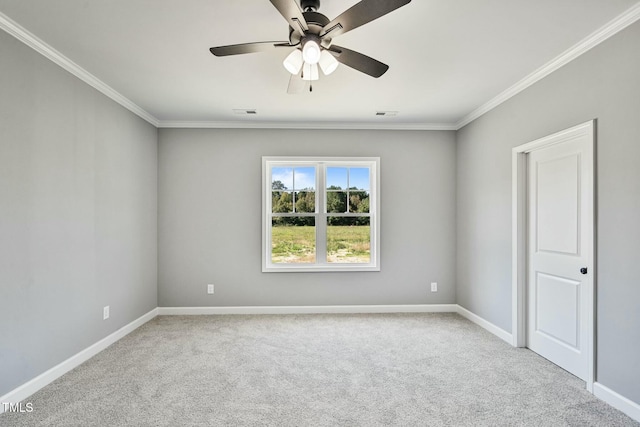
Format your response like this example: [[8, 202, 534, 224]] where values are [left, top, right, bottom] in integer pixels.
[[263, 157, 379, 272]]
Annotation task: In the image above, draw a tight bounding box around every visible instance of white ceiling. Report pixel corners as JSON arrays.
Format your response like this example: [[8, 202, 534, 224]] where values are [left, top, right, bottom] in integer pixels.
[[1, 0, 639, 129]]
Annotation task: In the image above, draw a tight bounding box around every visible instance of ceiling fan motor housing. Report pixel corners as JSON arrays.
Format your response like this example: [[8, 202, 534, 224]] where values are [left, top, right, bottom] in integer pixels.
[[288, 11, 330, 45]]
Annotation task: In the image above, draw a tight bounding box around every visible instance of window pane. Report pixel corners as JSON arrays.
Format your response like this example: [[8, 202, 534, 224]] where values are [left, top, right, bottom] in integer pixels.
[[327, 217, 370, 263], [349, 191, 370, 213], [327, 167, 347, 190], [272, 191, 293, 213], [326, 191, 347, 213], [271, 218, 316, 264], [349, 167, 370, 191], [294, 191, 315, 213], [294, 167, 316, 190], [272, 167, 293, 190]]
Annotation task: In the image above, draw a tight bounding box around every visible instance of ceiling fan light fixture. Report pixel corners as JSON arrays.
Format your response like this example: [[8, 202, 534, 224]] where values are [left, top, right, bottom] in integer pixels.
[[319, 50, 339, 75], [283, 49, 303, 75], [302, 39, 321, 64], [302, 63, 319, 81]]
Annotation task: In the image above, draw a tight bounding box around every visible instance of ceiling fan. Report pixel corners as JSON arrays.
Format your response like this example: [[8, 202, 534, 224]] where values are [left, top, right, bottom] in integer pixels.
[[209, 0, 411, 93]]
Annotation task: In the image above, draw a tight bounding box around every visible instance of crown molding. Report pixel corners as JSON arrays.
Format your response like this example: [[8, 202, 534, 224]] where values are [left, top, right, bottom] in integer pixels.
[[4, 2, 639, 132], [158, 120, 458, 131], [0, 11, 159, 127], [455, 2, 640, 130]]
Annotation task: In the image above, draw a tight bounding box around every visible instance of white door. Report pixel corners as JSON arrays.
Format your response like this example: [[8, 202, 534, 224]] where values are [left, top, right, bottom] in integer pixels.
[[527, 127, 593, 380]]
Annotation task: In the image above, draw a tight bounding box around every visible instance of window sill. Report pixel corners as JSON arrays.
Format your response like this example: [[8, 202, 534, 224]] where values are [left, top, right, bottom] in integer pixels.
[[262, 264, 380, 273]]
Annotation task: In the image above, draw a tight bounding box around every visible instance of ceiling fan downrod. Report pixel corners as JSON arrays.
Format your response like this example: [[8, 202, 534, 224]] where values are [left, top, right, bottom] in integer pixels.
[[300, 0, 319, 12]]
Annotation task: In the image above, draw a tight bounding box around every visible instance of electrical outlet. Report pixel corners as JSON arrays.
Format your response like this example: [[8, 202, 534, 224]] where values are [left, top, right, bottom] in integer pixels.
[[103, 306, 110, 320], [431, 282, 438, 292], [207, 284, 215, 294]]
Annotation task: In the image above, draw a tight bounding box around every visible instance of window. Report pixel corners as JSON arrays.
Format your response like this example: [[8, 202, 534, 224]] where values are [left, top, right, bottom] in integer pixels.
[[263, 157, 380, 272]]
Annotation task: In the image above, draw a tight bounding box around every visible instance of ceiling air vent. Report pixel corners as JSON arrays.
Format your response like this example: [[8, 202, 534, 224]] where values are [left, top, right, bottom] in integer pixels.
[[375, 111, 398, 117], [233, 109, 257, 115]]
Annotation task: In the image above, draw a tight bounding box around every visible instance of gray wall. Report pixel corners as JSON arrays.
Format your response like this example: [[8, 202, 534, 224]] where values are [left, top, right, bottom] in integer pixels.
[[456, 22, 640, 403], [0, 31, 158, 396], [158, 128, 456, 307]]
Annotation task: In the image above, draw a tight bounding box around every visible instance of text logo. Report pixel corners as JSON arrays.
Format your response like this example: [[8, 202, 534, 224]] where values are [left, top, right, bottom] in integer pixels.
[[2, 402, 34, 413]]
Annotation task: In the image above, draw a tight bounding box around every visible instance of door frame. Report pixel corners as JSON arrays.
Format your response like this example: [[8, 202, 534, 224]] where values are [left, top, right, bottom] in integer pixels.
[[511, 120, 596, 392]]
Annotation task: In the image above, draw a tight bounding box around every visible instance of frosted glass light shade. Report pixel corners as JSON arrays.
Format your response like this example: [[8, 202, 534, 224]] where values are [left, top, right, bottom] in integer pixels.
[[302, 40, 321, 64], [319, 50, 339, 75], [302, 63, 319, 81], [283, 49, 303, 75]]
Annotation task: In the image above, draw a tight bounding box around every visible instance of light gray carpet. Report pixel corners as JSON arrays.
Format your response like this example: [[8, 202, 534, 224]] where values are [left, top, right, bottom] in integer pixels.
[[1, 313, 637, 426]]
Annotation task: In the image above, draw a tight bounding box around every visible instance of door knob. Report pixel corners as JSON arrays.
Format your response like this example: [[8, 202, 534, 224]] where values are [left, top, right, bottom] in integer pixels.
[[580, 267, 588, 274]]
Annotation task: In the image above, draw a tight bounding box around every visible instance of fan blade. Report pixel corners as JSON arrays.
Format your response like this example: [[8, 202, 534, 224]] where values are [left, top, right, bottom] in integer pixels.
[[328, 45, 389, 78], [210, 41, 291, 57], [269, 0, 308, 34], [287, 73, 307, 94], [321, 0, 411, 39]]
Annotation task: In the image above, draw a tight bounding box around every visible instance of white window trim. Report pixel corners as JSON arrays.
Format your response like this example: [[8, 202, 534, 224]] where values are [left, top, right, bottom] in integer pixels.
[[262, 156, 380, 272]]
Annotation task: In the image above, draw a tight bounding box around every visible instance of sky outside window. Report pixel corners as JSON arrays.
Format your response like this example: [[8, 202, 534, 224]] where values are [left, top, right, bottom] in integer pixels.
[[327, 167, 369, 190]]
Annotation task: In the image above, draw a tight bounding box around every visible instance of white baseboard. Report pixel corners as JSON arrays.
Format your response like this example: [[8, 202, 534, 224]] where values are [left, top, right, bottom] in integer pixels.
[[0, 308, 158, 413], [593, 382, 640, 423], [157, 304, 458, 315], [455, 305, 513, 344]]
